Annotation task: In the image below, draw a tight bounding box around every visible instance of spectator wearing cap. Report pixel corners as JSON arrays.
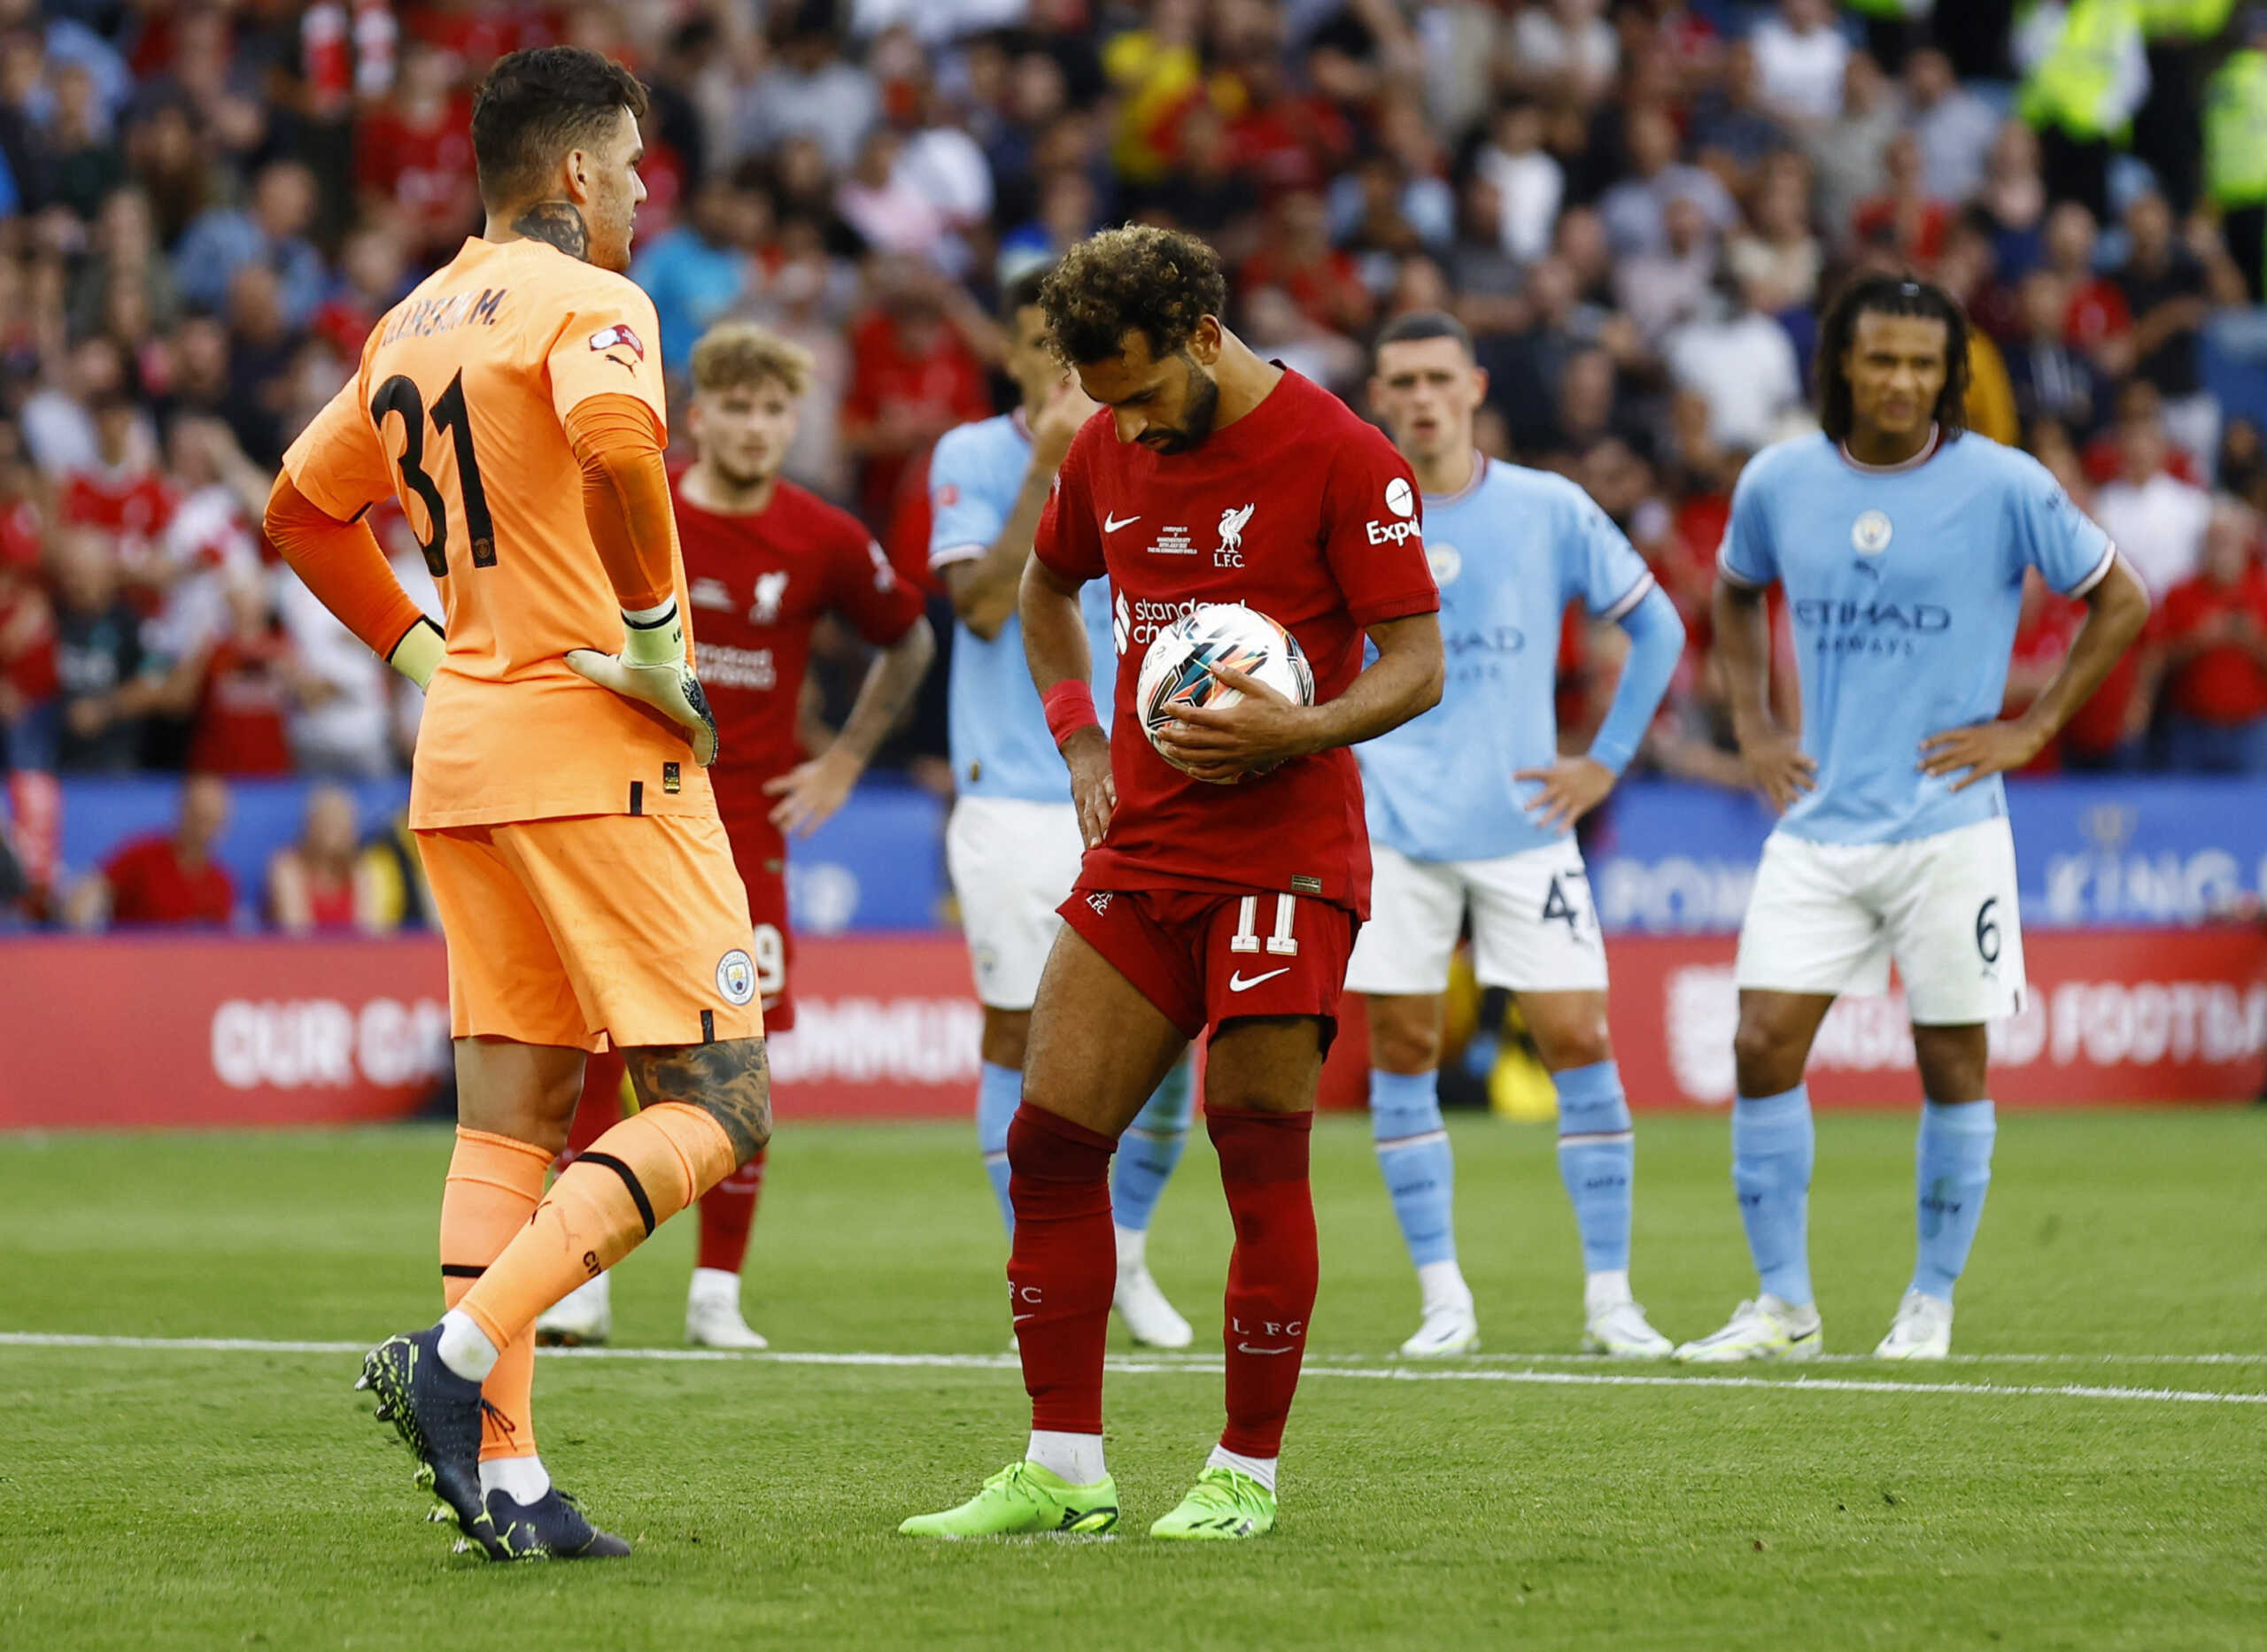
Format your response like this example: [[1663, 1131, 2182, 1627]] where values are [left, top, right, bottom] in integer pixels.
[[2147, 498, 2267, 772], [171, 159, 325, 330], [64, 770, 233, 930]]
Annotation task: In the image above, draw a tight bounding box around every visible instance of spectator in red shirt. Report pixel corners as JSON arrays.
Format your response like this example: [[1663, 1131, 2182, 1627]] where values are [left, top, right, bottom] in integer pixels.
[[2042, 201, 2132, 375], [352, 42, 480, 265], [1851, 130, 1949, 265], [1238, 188, 1373, 336], [839, 259, 993, 527], [184, 579, 302, 778], [64, 771, 235, 930], [2149, 498, 2267, 773], [267, 783, 383, 936], [61, 391, 174, 572]]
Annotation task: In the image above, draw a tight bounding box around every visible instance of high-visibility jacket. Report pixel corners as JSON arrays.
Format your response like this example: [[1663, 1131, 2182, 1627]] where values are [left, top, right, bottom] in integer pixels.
[[2208, 48, 2267, 206], [2020, 0, 2150, 142]]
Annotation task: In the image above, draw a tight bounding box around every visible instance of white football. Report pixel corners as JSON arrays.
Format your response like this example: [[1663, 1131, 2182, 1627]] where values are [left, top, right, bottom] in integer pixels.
[[1134, 602, 1315, 781]]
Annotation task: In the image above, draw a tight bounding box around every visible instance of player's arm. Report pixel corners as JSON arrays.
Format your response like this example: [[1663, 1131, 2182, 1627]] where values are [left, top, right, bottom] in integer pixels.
[[267, 372, 443, 687], [941, 385, 1087, 642], [766, 613, 936, 837], [556, 392, 719, 765], [1920, 554, 2150, 791], [265, 475, 442, 688], [1023, 429, 1116, 846], [1712, 459, 1813, 813], [1519, 584, 1685, 833], [1157, 612, 1445, 784], [1022, 552, 1115, 847], [1711, 575, 1814, 813]]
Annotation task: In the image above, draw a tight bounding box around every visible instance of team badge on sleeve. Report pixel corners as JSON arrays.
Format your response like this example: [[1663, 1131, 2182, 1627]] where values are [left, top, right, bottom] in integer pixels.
[[588, 323, 646, 360]]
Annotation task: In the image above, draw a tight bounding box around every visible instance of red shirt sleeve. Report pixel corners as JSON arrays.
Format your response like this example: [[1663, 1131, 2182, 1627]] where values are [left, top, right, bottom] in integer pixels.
[[1033, 427, 1107, 584], [828, 518, 926, 647], [1320, 421, 1439, 628]]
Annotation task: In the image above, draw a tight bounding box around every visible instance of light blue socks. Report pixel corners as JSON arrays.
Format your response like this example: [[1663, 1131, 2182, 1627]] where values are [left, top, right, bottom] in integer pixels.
[[1912, 1100, 1996, 1301], [976, 1061, 1021, 1236], [1370, 1068, 1458, 1268], [1112, 1057, 1194, 1234], [1553, 1061, 1633, 1276], [1732, 1085, 1815, 1307]]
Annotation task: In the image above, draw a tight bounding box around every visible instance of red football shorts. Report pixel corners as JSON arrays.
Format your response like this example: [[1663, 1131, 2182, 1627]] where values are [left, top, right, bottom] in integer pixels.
[[1058, 885, 1356, 1048], [716, 779, 795, 1032]]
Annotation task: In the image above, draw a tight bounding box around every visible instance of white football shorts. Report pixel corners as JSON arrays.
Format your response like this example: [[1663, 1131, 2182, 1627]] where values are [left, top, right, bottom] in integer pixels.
[[1734, 815, 2026, 1025], [944, 794, 1086, 1011], [1345, 839, 1609, 996]]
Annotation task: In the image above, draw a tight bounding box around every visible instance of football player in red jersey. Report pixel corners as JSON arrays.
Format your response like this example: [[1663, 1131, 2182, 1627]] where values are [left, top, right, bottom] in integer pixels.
[[902, 227, 1444, 1541], [539, 320, 932, 1350]]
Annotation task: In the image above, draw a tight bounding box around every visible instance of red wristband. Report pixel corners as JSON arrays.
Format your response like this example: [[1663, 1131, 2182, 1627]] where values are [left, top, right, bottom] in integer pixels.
[[1042, 680, 1101, 748]]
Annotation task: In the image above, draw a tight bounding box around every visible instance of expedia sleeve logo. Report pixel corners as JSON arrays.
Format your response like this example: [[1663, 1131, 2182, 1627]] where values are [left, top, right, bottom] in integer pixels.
[[1366, 475, 1422, 545]]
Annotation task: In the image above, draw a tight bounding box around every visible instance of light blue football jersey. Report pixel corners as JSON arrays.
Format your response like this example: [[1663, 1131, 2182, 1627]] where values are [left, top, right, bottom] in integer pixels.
[[1719, 431, 2115, 845], [1357, 457, 1656, 863], [928, 411, 1118, 800]]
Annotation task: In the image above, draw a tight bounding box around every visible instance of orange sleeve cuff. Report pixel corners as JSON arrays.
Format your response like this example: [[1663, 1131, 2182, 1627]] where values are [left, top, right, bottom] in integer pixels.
[[563, 393, 677, 614], [263, 472, 428, 661]]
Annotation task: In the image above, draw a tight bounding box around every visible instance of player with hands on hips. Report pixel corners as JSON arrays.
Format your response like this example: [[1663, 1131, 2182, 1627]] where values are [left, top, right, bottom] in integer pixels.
[[1679, 274, 2148, 1367], [1345, 311, 1686, 1360]]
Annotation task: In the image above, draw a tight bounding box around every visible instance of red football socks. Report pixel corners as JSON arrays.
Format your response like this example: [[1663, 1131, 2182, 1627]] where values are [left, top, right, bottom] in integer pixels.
[[696, 1148, 767, 1274], [1210, 1106, 1318, 1459], [558, 1047, 630, 1170], [1005, 1103, 1118, 1437]]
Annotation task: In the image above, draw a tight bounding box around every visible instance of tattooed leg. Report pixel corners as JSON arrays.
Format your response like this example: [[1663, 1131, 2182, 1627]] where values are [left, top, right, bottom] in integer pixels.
[[446, 1038, 772, 1360], [625, 1038, 774, 1165]]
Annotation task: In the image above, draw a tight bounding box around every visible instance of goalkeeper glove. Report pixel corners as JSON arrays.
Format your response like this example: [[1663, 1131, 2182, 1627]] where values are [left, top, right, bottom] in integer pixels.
[[564, 598, 721, 766], [387, 616, 445, 691]]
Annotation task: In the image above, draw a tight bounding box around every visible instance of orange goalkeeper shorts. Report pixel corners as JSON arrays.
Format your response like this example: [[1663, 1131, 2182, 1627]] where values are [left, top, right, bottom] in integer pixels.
[[418, 812, 764, 1052]]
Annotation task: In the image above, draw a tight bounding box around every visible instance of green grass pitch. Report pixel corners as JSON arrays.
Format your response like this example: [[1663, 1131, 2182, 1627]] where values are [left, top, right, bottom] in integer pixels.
[[3, 1109, 2264, 1651]]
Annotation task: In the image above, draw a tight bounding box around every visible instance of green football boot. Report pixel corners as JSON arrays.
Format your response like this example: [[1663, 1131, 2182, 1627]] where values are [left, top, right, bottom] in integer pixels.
[[1149, 1466, 1276, 1540], [899, 1461, 1120, 1537]]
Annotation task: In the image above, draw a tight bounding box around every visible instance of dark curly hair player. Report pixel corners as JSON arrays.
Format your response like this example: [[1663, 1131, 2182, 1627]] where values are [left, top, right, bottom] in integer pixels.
[[900, 223, 1446, 1540], [1679, 270, 2151, 1367]]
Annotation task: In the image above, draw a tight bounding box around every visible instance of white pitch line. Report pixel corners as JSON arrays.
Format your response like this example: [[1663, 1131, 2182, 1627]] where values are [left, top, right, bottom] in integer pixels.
[[1, 1332, 2262, 1407]]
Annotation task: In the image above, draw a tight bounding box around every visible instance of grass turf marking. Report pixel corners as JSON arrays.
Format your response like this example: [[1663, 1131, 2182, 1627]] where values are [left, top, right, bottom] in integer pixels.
[[4, 1331, 2262, 1406]]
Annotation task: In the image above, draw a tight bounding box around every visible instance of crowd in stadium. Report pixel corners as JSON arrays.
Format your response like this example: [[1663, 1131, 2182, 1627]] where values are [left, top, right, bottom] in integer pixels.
[[0, 0, 2264, 931]]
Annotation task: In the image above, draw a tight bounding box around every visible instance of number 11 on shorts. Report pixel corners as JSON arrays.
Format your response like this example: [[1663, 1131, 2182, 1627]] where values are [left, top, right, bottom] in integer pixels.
[[1229, 894, 1300, 957]]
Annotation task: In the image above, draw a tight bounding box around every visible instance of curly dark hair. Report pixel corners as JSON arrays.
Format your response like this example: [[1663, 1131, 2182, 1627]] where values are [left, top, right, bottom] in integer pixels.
[[1815, 272, 1970, 444], [1039, 226, 1228, 366], [471, 47, 649, 210]]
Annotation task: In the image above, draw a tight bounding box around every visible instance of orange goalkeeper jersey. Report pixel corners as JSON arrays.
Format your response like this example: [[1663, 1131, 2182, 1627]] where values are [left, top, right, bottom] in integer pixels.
[[282, 235, 713, 830]]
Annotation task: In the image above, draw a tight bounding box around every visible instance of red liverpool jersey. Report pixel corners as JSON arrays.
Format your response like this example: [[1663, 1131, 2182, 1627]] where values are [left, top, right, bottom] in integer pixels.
[[676, 474, 926, 816], [1033, 368, 1437, 916]]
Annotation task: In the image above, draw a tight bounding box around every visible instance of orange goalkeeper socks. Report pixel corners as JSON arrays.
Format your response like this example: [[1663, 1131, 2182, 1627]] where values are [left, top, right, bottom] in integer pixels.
[[453, 1102, 739, 1356], [439, 1127, 551, 1461]]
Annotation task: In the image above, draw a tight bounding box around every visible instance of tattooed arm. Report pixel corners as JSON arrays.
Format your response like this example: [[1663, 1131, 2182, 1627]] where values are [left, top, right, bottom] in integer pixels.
[[624, 1038, 773, 1162]]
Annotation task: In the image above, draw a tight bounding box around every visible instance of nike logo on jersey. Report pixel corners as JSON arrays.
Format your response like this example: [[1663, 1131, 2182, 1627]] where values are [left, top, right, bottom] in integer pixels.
[[1227, 968, 1291, 992], [1235, 1343, 1296, 1355], [1103, 512, 1141, 533]]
